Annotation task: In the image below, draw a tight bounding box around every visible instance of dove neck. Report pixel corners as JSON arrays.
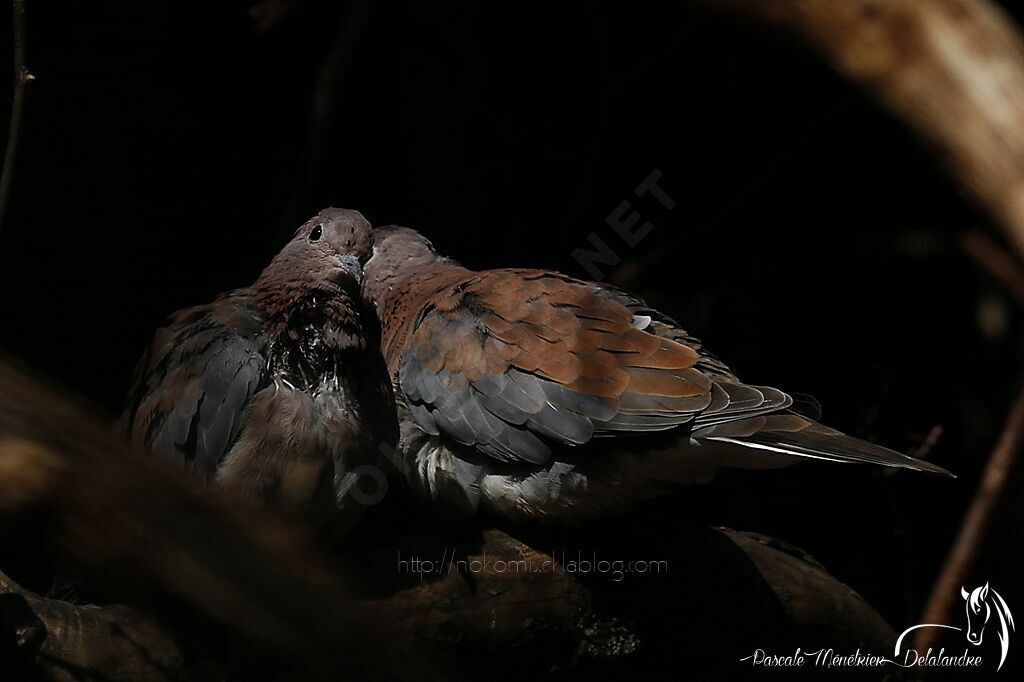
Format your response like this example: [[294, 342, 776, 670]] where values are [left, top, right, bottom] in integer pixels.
[[364, 257, 472, 376], [257, 283, 370, 389]]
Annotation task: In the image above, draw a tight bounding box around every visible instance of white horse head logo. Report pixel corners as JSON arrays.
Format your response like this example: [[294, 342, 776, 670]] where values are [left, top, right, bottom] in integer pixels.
[[895, 582, 1015, 671], [962, 582, 1014, 668]]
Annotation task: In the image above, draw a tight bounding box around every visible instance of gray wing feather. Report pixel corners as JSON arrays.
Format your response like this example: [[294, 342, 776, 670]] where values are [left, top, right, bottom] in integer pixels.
[[123, 294, 268, 479]]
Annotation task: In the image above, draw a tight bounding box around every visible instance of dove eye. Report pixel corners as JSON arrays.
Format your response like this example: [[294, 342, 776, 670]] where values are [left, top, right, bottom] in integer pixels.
[[309, 224, 323, 242]]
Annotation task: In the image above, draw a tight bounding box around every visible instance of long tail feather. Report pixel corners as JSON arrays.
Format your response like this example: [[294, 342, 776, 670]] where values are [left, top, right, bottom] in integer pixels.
[[694, 414, 954, 477]]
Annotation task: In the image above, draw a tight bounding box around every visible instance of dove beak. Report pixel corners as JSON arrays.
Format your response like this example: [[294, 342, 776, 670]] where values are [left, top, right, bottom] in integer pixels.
[[337, 254, 363, 283]]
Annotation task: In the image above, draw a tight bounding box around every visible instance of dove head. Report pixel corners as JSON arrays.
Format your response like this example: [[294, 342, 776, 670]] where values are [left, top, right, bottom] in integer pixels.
[[254, 208, 372, 302], [252, 207, 376, 334], [363, 225, 463, 314], [363, 225, 470, 373]]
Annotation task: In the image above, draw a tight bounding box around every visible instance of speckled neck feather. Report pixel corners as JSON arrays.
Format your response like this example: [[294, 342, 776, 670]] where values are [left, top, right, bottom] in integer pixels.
[[254, 261, 368, 388]]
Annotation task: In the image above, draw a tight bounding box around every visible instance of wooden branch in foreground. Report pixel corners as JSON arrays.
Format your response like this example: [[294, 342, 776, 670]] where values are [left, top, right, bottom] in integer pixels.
[[0, 568, 194, 682], [0, 356, 432, 682], [3, 523, 897, 680], [0, 354, 895, 679], [698, 0, 1024, 261]]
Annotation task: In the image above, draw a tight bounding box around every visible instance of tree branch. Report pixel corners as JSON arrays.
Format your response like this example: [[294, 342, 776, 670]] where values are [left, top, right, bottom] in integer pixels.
[[691, 0, 1024, 657], [0, 0, 33, 233], [0, 356, 433, 682], [3, 523, 897, 680], [1, 567, 196, 682], [0, 353, 896, 679], [698, 0, 1024, 261], [915, 375, 1024, 653], [962, 229, 1024, 307]]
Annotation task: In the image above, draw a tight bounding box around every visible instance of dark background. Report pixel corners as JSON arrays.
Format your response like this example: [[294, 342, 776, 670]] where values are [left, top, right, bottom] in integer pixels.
[[0, 0, 1021, 673]]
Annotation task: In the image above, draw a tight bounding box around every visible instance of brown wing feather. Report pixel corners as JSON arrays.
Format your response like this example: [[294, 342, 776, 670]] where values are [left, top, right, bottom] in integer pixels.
[[398, 269, 714, 463], [388, 263, 952, 476]]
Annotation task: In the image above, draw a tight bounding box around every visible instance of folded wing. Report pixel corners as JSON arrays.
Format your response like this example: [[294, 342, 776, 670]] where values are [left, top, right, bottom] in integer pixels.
[[396, 270, 951, 477], [122, 292, 268, 477]]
